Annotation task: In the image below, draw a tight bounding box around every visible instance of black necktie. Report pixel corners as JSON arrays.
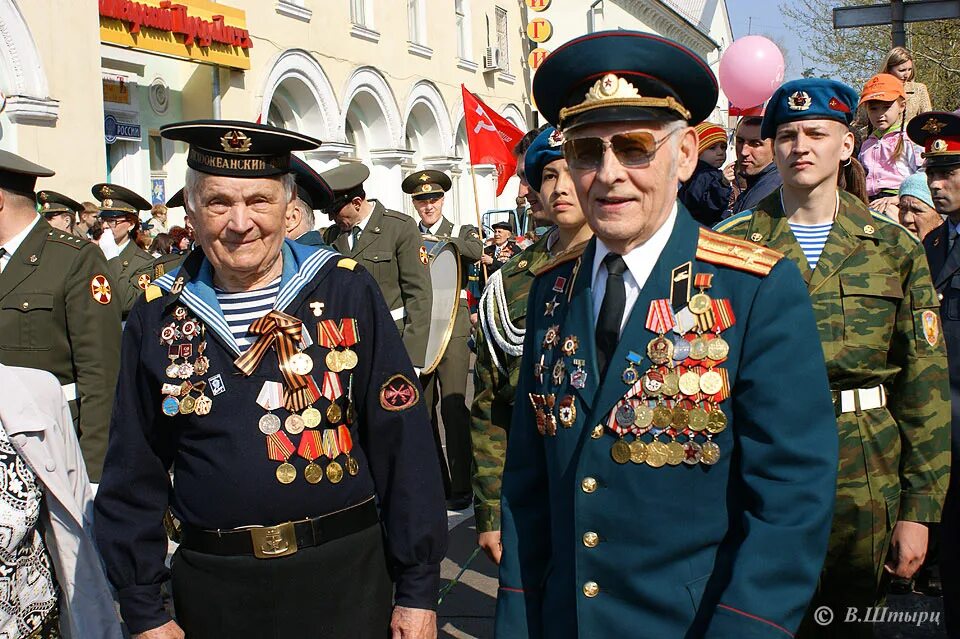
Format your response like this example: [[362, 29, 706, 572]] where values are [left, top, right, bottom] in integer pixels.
[[596, 253, 627, 377]]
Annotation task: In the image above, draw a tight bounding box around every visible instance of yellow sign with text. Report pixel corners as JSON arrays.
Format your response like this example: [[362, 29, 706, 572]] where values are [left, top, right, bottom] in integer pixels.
[[99, 0, 252, 70], [525, 0, 552, 11], [526, 18, 553, 43]]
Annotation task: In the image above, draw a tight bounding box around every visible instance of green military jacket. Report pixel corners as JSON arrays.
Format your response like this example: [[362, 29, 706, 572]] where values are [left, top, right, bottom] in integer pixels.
[[130, 251, 188, 293], [717, 190, 951, 523], [324, 201, 432, 368], [110, 240, 154, 320], [0, 219, 122, 480], [471, 232, 553, 531]]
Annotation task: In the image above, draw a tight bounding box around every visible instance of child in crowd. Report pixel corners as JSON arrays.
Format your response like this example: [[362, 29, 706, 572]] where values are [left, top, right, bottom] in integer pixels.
[[858, 73, 922, 208], [678, 122, 731, 227]]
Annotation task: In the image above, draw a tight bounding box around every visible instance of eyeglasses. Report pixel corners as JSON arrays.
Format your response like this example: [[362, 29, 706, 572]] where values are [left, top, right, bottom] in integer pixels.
[[102, 218, 127, 228], [562, 129, 679, 171]]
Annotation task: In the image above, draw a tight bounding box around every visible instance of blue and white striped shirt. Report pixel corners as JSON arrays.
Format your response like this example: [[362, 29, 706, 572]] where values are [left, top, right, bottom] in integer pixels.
[[788, 221, 834, 269], [215, 277, 280, 351]]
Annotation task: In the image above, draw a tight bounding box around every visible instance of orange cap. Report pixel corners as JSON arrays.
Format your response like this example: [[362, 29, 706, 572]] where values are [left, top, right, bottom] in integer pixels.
[[859, 73, 905, 105]]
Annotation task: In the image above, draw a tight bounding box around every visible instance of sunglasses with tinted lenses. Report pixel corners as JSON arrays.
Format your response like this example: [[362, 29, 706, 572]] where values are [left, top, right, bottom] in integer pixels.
[[562, 130, 679, 171]]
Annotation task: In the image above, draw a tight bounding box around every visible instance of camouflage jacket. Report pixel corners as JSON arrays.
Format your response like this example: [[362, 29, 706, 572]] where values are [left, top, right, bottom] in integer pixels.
[[716, 190, 951, 522], [471, 231, 554, 532]]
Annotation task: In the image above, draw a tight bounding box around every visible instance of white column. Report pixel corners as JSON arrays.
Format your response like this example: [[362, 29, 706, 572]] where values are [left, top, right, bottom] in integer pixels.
[[369, 148, 415, 211]]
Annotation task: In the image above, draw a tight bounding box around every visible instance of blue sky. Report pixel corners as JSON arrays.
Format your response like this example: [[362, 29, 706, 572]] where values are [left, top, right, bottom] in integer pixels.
[[725, 0, 806, 79]]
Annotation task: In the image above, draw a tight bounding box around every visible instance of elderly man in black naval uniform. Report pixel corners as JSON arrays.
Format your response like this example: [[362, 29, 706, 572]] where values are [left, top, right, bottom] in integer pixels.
[[94, 121, 447, 639]]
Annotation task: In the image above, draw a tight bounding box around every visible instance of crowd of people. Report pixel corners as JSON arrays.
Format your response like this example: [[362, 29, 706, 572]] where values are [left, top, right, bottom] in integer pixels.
[[0, 28, 958, 639]]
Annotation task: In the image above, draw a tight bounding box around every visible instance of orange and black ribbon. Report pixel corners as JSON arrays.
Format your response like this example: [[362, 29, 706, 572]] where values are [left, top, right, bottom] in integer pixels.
[[234, 310, 312, 410], [267, 431, 296, 462]]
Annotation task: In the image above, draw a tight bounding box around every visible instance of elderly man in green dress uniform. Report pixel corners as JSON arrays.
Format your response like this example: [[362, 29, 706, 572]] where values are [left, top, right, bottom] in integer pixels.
[[496, 31, 840, 638]]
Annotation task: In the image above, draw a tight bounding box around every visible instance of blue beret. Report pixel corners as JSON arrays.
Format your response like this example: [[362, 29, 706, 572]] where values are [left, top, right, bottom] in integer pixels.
[[532, 31, 718, 130], [523, 127, 565, 193], [760, 79, 859, 140]]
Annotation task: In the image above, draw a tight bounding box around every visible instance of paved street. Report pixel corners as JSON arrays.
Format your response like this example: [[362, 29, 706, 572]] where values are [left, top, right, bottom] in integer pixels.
[[435, 357, 952, 639]]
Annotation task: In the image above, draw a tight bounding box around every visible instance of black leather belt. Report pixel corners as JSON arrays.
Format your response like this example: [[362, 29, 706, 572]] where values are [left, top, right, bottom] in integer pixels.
[[179, 497, 379, 559]]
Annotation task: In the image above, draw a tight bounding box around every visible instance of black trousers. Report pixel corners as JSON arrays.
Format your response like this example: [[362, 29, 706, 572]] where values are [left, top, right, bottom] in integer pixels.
[[172, 522, 393, 638], [942, 479, 960, 637]]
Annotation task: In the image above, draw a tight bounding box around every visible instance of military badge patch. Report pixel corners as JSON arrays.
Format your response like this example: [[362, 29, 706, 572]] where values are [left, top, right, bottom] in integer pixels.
[[787, 91, 811, 111], [419, 245, 429, 265], [380, 374, 419, 412], [137, 273, 152, 290], [91, 274, 112, 305], [922, 310, 940, 347]]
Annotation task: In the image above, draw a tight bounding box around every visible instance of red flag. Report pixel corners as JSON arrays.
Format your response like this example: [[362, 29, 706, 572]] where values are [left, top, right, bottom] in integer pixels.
[[462, 85, 525, 196]]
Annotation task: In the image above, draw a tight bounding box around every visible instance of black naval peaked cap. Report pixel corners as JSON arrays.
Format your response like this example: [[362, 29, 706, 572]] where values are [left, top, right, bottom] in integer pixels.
[[532, 30, 718, 130], [166, 188, 184, 209], [290, 156, 335, 210], [160, 120, 322, 178], [320, 163, 371, 195], [91, 183, 151, 217], [37, 190, 82, 216], [401, 169, 452, 199], [0, 149, 54, 197]]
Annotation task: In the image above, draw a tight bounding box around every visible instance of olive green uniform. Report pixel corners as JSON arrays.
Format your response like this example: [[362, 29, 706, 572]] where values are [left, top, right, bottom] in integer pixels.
[[716, 190, 951, 636], [323, 201, 432, 368], [109, 240, 154, 319], [0, 219, 122, 480], [471, 232, 553, 531], [418, 217, 482, 499], [130, 251, 188, 294]]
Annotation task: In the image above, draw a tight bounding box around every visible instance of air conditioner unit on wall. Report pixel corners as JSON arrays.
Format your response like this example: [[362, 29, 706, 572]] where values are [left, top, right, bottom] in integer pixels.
[[484, 46, 503, 71]]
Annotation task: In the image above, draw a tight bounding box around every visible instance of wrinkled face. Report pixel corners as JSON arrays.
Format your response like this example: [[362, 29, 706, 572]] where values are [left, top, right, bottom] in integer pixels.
[[186, 175, 290, 281], [493, 228, 512, 244], [538, 158, 586, 229], [45, 212, 74, 233], [890, 60, 913, 82], [566, 120, 695, 249], [699, 141, 727, 169], [413, 194, 444, 227], [898, 195, 942, 239], [736, 121, 774, 177], [865, 99, 903, 130], [928, 166, 960, 216], [774, 120, 854, 190]]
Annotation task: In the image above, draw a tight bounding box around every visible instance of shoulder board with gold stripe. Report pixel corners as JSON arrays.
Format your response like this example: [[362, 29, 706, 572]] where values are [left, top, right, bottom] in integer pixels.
[[144, 284, 164, 303], [337, 258, 358, 271], [696, 228, 783, 277], [533, 241, 588, 277], [47, 232, 86, 250]]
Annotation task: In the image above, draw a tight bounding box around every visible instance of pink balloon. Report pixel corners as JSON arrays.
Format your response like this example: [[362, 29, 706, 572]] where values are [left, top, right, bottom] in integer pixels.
[[719, 36, 785, 108]]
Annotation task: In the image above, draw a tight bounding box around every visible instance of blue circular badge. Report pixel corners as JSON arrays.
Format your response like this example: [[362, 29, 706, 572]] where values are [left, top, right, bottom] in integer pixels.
[[162, 396, 180, 416]]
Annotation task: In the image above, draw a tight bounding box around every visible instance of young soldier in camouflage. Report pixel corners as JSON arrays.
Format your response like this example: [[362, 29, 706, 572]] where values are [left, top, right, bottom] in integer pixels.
[[717, 79, 951, 638], [471, 126, 592, 563]]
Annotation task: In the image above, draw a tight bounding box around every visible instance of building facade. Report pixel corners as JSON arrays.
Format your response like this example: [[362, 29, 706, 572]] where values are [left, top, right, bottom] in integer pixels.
[[0, 0, 734, 229]]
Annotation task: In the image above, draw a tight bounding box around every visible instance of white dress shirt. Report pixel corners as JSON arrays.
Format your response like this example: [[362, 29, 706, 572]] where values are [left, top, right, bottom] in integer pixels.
[[591, 203, 678, 335], [0, 216, 40, 273], [347, 207, 375, 251], [419, 218, 443, 235]]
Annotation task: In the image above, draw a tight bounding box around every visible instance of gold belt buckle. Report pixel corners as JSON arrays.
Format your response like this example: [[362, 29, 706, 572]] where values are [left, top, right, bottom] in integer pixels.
[[250, 522, 298, 559]]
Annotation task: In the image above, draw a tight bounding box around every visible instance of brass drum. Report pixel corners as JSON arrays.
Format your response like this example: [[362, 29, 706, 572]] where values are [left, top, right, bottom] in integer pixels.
[[421, 236, 462, 374]]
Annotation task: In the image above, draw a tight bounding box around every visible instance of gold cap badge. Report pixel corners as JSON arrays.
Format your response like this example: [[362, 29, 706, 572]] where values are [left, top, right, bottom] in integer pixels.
[[220, 130, 252, 153]]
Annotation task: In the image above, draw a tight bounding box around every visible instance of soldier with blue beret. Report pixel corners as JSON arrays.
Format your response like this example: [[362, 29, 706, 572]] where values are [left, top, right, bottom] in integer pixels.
[[94, 120, 447, 639], [496, 31, 839, 638], [718, 80, 951, 637]]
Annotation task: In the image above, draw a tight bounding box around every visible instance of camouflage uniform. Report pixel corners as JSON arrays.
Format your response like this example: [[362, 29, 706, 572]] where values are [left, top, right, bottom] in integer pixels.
[[716, 190, 951, 637], [470, 232, 553, 532]]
